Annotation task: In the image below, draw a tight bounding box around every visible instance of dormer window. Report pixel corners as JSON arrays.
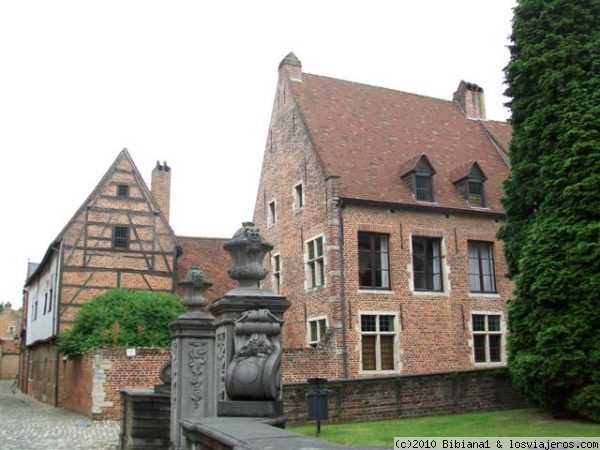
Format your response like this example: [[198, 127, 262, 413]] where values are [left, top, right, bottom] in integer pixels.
[[452, 161, 487, 208], [401, 154, 436, 202]]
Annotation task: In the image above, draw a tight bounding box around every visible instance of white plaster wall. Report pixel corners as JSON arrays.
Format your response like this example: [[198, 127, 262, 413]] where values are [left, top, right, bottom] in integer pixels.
[[26, 251, 59, 345]]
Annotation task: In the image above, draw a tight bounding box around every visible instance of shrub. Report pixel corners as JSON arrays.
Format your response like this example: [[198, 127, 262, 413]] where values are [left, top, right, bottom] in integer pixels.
[[58, 288, 185, 356]]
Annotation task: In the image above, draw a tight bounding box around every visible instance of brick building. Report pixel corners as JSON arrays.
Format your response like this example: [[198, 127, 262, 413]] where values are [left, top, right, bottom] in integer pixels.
[[21, 149, 233, 406], [0, 302, 22, 379], [254, 53, 513, 381]]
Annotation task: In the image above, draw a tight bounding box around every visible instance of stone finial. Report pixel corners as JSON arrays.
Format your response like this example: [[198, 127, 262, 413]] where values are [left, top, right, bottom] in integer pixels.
[[179, 265, 212, 311], [278, 52, 302, 82], [224, 222, 273, 288]]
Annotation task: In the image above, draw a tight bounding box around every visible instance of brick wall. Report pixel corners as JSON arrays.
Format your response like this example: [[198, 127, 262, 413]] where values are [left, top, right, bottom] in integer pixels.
[[60, 347, 170, 419], [283, 369, 525, 424], [282, 347, 338, 383]]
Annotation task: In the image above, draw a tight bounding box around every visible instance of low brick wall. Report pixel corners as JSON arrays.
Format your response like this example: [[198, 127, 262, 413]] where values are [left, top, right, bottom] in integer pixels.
[[283, 369, 525, 424], [282, 347, 339, 382], [61, 347, 170, 419]]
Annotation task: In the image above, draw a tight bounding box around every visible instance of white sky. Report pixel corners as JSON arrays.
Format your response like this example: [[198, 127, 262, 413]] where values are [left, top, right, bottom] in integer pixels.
[[0, 0, 516, 308]]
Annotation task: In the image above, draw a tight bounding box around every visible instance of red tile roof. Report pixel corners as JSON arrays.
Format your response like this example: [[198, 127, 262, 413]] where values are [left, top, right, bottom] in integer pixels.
[[289, 74, 510, 214], [482, 120, 512, 152], [175, 236, 237, 302]]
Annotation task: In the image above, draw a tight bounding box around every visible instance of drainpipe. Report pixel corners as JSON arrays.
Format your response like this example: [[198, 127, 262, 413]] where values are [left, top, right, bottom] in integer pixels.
[[337, 202, 349, 379], [53, 241, 64, 407]]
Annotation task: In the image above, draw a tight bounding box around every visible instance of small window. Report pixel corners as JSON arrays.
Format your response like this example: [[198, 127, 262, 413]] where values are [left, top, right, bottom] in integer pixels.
[[412, 236, 443, 291], [360, 313, 397, 371], [267, 201, 276, 227], [468, 241, 496, 293], [43, 293, 48, 315], [468, 181, 484, 207], [358, 233, 390, 289], [415, 158, 434, 202], [472, 314, 503, 363], [33, 300, 38, 321], [117, 184, 129, 198], [8, 326, 15, 335], [306, 236, 325, 289], [113, 226, 129, 249], [293, 183, 304, 210], [308, 317, 328, 346], [271, 254, 281, 294], [48, 288, 53, 312]]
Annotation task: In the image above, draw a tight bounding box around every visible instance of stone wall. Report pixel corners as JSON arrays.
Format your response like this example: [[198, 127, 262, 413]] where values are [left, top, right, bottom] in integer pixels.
[[283, 369, 524, 424], [60, 347, 170, 419]]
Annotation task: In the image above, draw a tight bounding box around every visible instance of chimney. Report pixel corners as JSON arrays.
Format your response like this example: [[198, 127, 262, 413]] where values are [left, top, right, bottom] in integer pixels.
[[151, 161, 171, 222], [278, 52, 302, 82], [453, 80, 486, 120]]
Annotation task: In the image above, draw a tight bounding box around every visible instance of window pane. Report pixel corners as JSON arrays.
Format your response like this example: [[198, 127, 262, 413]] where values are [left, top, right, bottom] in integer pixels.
[[416, 175, 433, 201], [308, 241, 315, 260], [489, 335, 501, 362], [358, 233, 370, 250], [316, 260, 324, 286], [414, 272, 425, 290], [361, 336, 376, 370], [474, 335, 486, 362], [380, 335, 395, 370], [487, 315, 500, 332], [361, 315, 376, 332], [468, 182, 484, 206], [117, 184, 129, 197], [469, 274, 481, 292], [472, 314, 485, 331], [310, 321, 317, 342], [360, 269, 372, 287], [316, 237, 323, 257], [319, 320, 327, 339], [379, 315, 395, 332], [358, 251, 371, 270]]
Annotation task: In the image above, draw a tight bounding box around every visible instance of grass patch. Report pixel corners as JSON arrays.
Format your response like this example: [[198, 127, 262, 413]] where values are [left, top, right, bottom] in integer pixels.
[[289, 409, 600, 447]]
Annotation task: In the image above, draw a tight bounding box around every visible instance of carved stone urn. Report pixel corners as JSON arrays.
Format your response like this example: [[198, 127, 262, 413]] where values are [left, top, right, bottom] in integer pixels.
[[223, 222, 273, 288]]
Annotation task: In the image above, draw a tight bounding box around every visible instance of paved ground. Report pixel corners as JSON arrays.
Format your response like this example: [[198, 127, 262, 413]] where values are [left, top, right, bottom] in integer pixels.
[[0, 380, 120, 449]]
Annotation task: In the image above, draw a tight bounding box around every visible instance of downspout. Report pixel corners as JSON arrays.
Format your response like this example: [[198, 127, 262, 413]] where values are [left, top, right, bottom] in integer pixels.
[[53, 241, 64, 407], [337, 201, 349, 379]]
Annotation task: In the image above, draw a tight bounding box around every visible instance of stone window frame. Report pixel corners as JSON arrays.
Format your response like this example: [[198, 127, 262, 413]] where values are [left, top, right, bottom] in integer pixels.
[[292, 181, 304, 212], [307, 315, 328, 347], [112, 226, 130, 249], [7, 325, 15, 335], [468, 241, 497, 293], [267, 199, 277, 228], [469, 311, 507, 367], [304, 234, 325, 291], [271, 253, 281, 294], [358, 232, 391, 290], [358, 311, 400, 374]]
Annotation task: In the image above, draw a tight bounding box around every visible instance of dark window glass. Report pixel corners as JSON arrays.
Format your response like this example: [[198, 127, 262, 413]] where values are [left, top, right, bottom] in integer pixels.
[[472, 314, 486, 331], [306, 237, 324, 288], [48, 288, 53, 312], [379, 315, 395, 332], [358, 233, 390, 289], [472, 314, 502, 363], [294, 184, 304, 209], [489, 335, 501, 362], [380, 336, 395, 370], [416, 174, 433, 201], [468, 242, 496, 293], [117, 184, 129, 197], [468, 181, 484, 206], [474, 335, 487, 362], [361, 336, 376, 370], [113, 226, 129, 249], [412, 237, 443, 291], [361, 315, 376, 332]]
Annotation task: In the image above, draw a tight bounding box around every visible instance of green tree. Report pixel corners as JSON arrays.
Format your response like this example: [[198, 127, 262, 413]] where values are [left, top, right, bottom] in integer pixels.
[[500, 0, 600, 421], [58, 289, 184, 356]]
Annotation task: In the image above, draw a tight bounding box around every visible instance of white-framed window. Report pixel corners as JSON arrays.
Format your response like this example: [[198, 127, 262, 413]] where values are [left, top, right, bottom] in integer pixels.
[[411, 236, 445, 292], [7, 326, 15, 335], [358, 232, 390, 289], [308, 316, 328, 347], [293, 182, 304, 211], [305, 235, 325, 289], [472, 313, 503, 364], [267, 200, 277, 227], [468, 241, 496, 293], [271, 253, 281, 294], [360, 313, 398, 372]]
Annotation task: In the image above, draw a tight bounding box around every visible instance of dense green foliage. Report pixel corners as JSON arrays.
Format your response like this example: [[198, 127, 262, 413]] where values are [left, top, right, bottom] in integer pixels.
[[290, 409, 600, 444], [499, 0, 600, 421], [58, 289, 184, 356]]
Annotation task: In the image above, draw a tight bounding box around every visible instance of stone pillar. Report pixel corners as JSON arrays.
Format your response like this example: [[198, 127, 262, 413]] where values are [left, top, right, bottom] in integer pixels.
[[209, 222, 290, 422], [170, 265, 216, 450]]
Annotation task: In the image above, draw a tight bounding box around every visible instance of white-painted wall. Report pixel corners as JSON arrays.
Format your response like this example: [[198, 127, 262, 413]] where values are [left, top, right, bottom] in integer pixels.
[[26, 249, 60, 346]]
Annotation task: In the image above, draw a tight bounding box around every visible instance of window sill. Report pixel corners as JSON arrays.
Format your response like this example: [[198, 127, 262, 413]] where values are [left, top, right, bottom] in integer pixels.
[[468, 292, 501, 299], [305, 286, 326, 293], [293, 207, 304, 215], [358, 369, 401, 375], [411, 290, 449, 297], [473, 361, 506, 368], [358, 289, 395, 295]]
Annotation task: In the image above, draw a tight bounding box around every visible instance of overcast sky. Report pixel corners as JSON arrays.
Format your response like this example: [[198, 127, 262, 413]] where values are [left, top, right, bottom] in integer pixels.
[[0, 0, 516, 308]]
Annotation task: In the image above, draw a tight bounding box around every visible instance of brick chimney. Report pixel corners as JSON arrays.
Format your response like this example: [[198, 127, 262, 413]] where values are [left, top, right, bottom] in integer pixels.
[[151, 161, 171, 222], [278, 52, 302, 82], [453, 80, 486, 120]]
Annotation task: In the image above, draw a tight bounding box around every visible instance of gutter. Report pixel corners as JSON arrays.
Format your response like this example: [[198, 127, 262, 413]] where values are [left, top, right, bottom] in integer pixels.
[[340, 197, 506, 220], [337, 202, 349, 379], [54, 240, 64, 408]]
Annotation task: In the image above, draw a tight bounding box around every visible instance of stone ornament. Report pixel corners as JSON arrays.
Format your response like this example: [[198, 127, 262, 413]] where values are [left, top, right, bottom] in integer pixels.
[[225, 309, 284, 401], [180, 265, 212, 310], [223, 222, 273, 288]]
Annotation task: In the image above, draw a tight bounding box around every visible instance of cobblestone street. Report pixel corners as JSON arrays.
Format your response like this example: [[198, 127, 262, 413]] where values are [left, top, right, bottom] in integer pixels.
[[0, 380, 120, 450]]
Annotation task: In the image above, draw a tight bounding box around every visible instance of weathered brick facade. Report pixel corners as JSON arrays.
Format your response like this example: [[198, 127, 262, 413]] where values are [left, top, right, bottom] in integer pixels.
[[254, 54, 514, 382]]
